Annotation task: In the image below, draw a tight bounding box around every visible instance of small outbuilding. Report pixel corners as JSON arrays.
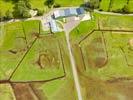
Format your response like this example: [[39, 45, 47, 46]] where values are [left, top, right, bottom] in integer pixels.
[[49, 20, 59, 33]]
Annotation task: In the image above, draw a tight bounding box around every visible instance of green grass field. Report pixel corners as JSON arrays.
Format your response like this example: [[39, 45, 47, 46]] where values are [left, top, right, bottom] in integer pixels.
[[30, 0, 50, 13], [79, 31, 133, 80], [55, 0, 84, 6], [0, 84, 15, 100], [0, 20, 40, 80], [70, 12, 133, 80], [80, 31, 107, 70], [0, 0, 14, 16], [70, 19, 97, 43], [95, 13, 133, 30], [99, 0, 133, 13], [109, 0, 127, 11], [11, 35, 64, 81], [127, 0, 133, 12], [111, 32, 133, 66], [99, 0, 110, 11]]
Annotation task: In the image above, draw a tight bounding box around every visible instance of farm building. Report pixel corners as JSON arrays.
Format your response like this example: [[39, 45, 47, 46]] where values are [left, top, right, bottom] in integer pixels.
[[53, 7, 85, 19], [49, 20, 59, 33]]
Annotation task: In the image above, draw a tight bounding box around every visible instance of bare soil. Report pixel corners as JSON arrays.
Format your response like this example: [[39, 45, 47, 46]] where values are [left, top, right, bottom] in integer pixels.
[[12, 83, 39, 100], [86, 37, 107, 68], [36, 50, 60, 69]]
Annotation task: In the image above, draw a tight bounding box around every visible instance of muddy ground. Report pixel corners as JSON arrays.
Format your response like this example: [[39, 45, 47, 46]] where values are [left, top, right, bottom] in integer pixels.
[[11, 83, 39, 100]]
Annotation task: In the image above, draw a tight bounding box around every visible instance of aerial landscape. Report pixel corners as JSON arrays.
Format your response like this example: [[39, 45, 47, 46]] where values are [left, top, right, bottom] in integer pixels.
[[0, 0, 133, 100]]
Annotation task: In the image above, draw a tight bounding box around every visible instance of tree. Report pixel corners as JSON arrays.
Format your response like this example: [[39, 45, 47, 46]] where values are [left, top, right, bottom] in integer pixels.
[[89, 0, 100, 9], [22, 10, 31, 18], [25, 0, 31, 9], [36, 9, 44, 16], [13, 0, 31, 18], [53, 3, 61, 8], [44, 0, 55, 8], [122, 5, 130, 13], [5, 10, 13, 19]]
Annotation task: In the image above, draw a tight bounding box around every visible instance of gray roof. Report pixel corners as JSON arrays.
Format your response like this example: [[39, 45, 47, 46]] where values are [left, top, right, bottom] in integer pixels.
[[49, 20, 59, 33], [53, 7, 85, 19], [76, 8, 85, 15]]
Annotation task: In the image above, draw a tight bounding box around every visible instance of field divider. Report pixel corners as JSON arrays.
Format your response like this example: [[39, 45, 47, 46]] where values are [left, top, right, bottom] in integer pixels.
[[8, 38, 38, 81]]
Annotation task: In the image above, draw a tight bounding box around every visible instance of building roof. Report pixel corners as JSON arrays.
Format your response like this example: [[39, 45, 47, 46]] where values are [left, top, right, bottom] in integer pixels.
[[49, 20, 59, 33], [53, 10, 65, 19], [76, 8, 85, 15], [53, 7, 85, 19], [69, 8, 77, 15]]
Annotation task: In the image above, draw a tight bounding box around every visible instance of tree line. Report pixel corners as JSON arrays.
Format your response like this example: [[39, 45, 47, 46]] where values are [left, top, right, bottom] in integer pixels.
[[0, 0, 57, 21]]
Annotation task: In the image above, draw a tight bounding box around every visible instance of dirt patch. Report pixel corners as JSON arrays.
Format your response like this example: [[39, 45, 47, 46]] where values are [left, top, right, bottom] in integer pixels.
[[84, 37, 107, 68], [12, 83, 39, 100], [8, 50, 17, 54], [36, 50, 60, 69], [95, 57, 107, 67]]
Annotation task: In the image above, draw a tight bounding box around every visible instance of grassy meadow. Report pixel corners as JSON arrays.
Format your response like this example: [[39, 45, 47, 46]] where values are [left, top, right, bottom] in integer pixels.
[[0, 20, 40, 80], [11, 35, 64, 81]]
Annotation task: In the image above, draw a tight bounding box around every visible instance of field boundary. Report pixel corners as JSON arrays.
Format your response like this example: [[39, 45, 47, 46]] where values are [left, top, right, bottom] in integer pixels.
[[0, 22, 66, 84], [78, 29, 133, 71]]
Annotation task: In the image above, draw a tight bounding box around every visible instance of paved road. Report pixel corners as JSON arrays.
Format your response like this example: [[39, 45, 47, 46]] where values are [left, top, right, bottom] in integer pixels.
[[64, 19, 83, 100], [65, 31, 83, 100]]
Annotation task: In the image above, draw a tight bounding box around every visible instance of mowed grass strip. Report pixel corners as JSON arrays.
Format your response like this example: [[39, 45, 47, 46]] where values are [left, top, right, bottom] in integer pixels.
[[11, 36, 64, 81]]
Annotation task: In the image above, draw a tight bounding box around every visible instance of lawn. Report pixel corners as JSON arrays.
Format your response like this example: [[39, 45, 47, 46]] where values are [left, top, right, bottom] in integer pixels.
[[109, 0, 127, 12], [30, 0, 50, 13], [11, 35, 64, 81], [127, 0, 133, 13], [70, 19, 96, 43], [99, 0, 133, 13], [0, 0, 14, 16], [99, 0, 110, 11], [55, 0, 84, 6], [95, 13, 133, 30], [30, 0, 84, 12]]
